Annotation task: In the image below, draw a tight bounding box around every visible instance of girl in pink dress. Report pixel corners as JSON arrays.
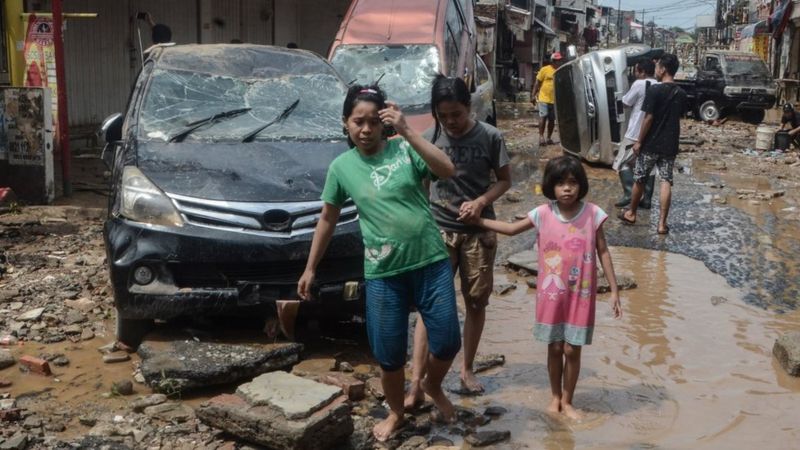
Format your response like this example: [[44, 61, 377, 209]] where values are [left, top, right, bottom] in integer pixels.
[[471, 155, 622, 420]]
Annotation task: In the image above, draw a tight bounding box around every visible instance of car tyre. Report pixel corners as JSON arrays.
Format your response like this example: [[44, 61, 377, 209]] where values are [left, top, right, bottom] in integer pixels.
[[698, 100, 720, 122], [740, 109, 765, 124], [116, 314, 154, 348]]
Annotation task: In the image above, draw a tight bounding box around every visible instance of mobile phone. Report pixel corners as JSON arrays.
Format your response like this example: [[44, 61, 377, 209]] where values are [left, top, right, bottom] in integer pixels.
[[383, 124, 396, 138], [136, 11, 148, 20]]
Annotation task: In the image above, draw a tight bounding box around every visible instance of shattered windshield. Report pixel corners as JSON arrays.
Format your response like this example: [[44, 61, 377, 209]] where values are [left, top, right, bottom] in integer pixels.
[[139, 67, 346, 142], [723, 55, 772, 81], [330, 45, 440, 114]]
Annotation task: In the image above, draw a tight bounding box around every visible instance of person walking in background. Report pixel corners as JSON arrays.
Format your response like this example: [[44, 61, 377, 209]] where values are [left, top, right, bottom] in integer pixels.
[[531, 52, 563, 147], [613, 60, 657, 209], [467, 155, 622, 420], [619, 53, 687, 235], [298, 85, 460, 442], [405, 75, 511, 408]]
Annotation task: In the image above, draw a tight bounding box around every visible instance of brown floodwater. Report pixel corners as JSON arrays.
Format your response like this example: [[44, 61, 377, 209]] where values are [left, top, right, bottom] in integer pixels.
[[2, 248, 799, 448], [468, 246, 800, 449]]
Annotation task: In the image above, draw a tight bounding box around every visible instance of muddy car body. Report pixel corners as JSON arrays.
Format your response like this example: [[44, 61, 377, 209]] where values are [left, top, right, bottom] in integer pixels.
[[328, 0, 495, 132], [674, 50, 776, 124], [100, 44, 363, 345], [554, 45, 663, 165]]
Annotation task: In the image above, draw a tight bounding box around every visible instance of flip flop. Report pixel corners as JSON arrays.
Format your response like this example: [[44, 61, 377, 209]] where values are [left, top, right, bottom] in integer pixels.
[[617, 210, 636, 225], [657, 226, 670, 235], [539, 139, 547, 146]]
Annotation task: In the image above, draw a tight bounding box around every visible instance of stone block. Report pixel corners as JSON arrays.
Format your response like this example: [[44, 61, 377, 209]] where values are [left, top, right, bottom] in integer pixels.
[[773, 331, 800, 377], [198, 393, 352, 450], [236, 371, 342, 420]]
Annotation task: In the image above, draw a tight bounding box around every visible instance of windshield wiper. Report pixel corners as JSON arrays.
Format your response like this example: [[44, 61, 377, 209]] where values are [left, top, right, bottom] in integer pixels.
[[168, 107, 252, 143], [241, 99, 300, 143]]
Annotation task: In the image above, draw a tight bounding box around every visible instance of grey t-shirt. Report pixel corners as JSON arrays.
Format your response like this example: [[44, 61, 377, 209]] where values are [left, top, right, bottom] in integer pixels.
[[426, 121, 510, 233]]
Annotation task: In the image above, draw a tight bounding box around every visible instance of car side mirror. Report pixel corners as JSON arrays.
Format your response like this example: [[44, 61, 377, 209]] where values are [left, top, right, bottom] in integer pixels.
[[99, 113, 123, 169]]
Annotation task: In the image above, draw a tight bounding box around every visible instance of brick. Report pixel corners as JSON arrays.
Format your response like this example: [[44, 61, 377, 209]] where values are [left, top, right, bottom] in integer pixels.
[[322, 372, 365, 401], [19, 355, 51, 376]]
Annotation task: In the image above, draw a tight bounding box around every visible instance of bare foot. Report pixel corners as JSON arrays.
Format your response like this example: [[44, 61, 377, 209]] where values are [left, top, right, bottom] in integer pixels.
[[460, 370, 484, 394], [547, 397, 562, 414], [561, 403, 584, 420], [421, 378, 455, 423], [372, 412, 404, 443], [403, 381, 425, 411]]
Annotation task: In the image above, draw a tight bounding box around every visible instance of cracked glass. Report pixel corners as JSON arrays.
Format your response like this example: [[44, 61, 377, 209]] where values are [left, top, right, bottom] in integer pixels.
[[139, 47, 346, 142], [330, 45, 440, 114]]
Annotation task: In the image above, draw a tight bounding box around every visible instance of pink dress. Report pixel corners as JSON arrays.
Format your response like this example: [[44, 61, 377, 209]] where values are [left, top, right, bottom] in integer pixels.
[[527, 201, 608, 346]]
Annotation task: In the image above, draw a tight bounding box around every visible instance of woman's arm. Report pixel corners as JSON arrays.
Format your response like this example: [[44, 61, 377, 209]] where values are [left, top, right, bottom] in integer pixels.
[[475, 216, 534, 236], [596, 225, 622, 318], [298, 203, 341, 300], [380, 101, 455, 179]]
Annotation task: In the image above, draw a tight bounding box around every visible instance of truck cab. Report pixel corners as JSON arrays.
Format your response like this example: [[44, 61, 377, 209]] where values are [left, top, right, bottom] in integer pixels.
[[678, 51, 776, 123]]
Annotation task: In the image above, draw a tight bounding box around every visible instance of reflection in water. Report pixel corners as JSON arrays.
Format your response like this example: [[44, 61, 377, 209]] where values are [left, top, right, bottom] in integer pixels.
[[465, 247, 800, 449]]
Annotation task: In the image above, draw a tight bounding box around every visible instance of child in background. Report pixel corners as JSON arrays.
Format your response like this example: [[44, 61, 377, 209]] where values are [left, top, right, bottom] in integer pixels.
[[468, 155, 622, 419]]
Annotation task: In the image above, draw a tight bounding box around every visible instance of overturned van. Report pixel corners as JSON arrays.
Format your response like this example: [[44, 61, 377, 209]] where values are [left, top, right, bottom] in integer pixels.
[[554, 45, 663, 165]]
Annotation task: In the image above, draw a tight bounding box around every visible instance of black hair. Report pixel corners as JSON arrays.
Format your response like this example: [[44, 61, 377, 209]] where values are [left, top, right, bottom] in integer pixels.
[[541, 155, 589, 201], [637, 59, 656, 77], [342, 84, 388, 148], [287, 42, 298, 49], [430, 74, 471, 142], [152, 24, 172, 44], [658, 53, 680, 77]]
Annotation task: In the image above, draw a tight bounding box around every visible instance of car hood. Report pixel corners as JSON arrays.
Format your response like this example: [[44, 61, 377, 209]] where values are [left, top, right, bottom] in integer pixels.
[[136, 139, 349, 202]]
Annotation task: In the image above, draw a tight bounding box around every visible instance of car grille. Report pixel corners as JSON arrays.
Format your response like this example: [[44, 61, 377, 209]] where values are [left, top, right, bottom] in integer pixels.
[[169, 257, 363, 288], [167, 193, 358, 237]]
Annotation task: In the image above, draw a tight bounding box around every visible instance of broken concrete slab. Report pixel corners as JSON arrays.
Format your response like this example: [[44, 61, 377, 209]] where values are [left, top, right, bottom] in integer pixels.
[[291, 357, 337, 377], [507, 250, 538, 274], [143, 402, 195, 423], [773, 332, 800, 377], [138, 340, 302, 394], [197, 392, 352, 450], [130, 394, 167, 413], [15, 307, 45, 322], [236, 371, 342, 420]]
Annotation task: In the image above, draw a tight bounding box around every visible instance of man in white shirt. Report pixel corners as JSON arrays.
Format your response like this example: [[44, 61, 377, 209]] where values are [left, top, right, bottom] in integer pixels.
[[613, 60, 657, 208]]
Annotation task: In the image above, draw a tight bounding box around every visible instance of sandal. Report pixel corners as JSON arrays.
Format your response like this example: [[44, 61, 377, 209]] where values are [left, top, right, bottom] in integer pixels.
[[546, 139, 557, 145], [539, 139, 547, 146], [617, 210, 636, 225], [657, 226, 670, 235]]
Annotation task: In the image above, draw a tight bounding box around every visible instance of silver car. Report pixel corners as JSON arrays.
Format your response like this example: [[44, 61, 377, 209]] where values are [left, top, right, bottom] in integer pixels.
[[554, 45, 663, 165]]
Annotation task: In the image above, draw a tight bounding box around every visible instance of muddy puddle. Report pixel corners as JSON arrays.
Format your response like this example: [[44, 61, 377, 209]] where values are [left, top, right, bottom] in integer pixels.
[[471, 246, 800, 449], [3, 246, 798, 448]]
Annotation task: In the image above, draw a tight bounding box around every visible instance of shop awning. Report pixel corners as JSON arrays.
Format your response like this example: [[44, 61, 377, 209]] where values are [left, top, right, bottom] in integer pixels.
[[740, 19, 769, 38], [554, 5, 585, 14], [533, 18, 556, 36]]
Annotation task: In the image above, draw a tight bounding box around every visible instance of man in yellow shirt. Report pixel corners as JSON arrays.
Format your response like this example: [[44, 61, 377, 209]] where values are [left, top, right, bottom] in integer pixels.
[[531, 52, 563, 146]]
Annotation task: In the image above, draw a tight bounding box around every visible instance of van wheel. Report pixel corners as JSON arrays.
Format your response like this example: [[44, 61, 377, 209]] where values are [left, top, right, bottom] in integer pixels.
[[740, 109, 765, 124], [116, 314, 154, 349], [698, 100, 720, 121]]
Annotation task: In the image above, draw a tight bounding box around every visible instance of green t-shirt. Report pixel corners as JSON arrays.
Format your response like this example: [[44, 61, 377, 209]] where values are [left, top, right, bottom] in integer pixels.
[[321, 138, 448, 279]]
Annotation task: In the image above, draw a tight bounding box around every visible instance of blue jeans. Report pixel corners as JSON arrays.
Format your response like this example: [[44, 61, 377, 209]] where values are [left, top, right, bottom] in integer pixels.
[[365, 258, 461, 371]]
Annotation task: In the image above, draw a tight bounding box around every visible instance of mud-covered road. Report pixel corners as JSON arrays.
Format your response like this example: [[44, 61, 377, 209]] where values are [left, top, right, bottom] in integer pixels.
[[0, 104, 799, 449]]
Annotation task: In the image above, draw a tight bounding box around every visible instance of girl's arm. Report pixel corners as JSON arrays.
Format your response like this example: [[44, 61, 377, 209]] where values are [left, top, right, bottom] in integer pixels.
[[380, 101, 455, 179], [458, 165, 512, 222], [596, 224, 622, 318], [476, 216, 534, 236], [298, 203, 341, 300]]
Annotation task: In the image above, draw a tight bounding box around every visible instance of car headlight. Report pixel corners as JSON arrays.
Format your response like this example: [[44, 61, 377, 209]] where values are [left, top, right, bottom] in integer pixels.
[[120, 166, 184, 227]]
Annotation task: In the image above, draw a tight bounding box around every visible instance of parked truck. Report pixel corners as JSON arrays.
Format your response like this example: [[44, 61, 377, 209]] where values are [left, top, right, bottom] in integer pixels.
[[674, 50, 776, 124]]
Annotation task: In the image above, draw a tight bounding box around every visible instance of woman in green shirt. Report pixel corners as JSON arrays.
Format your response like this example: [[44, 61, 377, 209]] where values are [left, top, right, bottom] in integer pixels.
[[298, 85, 460, 442]]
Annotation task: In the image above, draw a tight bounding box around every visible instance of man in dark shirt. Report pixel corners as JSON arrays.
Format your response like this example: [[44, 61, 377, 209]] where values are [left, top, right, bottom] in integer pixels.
[[779, 103, 800, 149], [620, 53, 687, 235]]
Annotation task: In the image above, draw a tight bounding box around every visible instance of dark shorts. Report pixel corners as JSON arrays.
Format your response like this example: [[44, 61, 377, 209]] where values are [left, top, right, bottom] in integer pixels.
[[365, 258, 461, 371], [634, 152, 676, 185]]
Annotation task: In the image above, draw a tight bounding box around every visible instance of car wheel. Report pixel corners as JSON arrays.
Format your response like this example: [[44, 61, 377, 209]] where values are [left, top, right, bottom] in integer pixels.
[[116, 314, 154, 348], [698, 100, 720, 121], [740, 109, 765, 124]]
